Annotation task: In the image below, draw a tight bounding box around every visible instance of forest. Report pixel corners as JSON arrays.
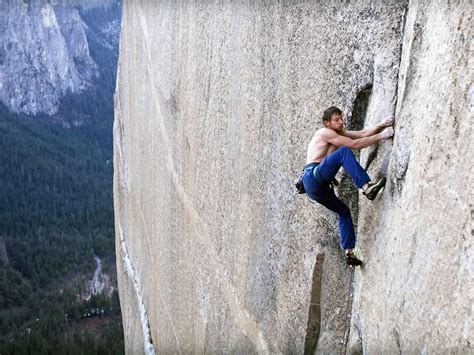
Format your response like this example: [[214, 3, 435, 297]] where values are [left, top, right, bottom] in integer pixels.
[[0, 2, 124, 353]]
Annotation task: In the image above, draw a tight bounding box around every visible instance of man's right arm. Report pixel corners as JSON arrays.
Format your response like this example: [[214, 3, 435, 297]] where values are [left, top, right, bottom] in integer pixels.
[[323, 127, 394, 149], [343, 116, 394, 139]]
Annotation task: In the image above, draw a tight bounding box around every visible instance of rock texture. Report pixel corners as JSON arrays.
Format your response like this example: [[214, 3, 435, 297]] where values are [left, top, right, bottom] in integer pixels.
[[0, 1, 95, 115], [348, 1, 473, 353], [0, 0, 118, 116], [114, 0, 472, 353]]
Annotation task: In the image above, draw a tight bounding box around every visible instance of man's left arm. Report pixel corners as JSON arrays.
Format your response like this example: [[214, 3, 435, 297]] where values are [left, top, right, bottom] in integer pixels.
[[343, 116, 394, 139]]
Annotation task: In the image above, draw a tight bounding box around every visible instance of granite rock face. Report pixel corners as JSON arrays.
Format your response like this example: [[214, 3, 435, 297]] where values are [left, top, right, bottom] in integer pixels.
[[114, 1, 472, 353], [0, 0, 117, 116], [0, 1, 95, 115], [347, 1, 473, 353]]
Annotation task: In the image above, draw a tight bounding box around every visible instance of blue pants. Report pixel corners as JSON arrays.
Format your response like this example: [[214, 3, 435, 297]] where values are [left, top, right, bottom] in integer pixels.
[[302, 147, 370, 250]]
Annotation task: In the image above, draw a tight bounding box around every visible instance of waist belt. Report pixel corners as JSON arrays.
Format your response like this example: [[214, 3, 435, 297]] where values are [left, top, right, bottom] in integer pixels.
[[304, 162, 320, 170], [305, 162, 339, 188]]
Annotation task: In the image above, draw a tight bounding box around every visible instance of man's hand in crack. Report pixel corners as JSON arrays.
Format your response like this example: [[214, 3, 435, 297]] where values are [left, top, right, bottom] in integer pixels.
[[380, 116, 394, 128], [381, 126, 394, 139]]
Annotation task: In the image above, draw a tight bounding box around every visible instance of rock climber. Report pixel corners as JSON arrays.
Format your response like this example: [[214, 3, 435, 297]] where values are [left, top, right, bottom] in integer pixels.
[[302, 106, 394, 266]]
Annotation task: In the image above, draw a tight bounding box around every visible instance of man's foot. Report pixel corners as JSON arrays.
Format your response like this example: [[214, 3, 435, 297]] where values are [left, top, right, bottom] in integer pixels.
[[363, 177, 387, 200], [346, 253, 363, 266]]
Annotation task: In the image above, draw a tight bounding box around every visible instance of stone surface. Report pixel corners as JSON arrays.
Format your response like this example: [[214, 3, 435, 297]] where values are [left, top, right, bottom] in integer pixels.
[[348, 1, 473, 353], [114, 0, 471, 353], [0, 0, 119, 116], [0, 1, 96, 115]]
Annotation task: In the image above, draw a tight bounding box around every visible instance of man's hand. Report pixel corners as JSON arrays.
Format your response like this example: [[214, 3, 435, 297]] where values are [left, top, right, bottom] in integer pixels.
[[380, 116, 394, 127], [380, 127, 394, 139]]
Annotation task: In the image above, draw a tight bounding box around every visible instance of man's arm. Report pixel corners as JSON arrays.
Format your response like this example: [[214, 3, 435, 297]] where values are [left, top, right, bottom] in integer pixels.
[[343, 116, 394, 139], [323, 126, 394, 149]]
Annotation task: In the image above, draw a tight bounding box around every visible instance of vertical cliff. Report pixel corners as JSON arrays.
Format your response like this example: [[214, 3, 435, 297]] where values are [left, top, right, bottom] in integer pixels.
[[347, 2, 472, 353], [0, 1, 94, 115], [0, 0, 119, 116], [114, 1, 472, 353]]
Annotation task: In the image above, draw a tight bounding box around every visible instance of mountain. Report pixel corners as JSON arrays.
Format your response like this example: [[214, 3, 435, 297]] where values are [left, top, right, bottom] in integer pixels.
[[0, 1, 120, 120], [0, 1, 124, 353]]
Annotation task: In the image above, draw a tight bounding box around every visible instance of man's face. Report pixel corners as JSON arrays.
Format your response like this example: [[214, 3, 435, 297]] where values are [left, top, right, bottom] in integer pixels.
[[325, 113, 344, 132]]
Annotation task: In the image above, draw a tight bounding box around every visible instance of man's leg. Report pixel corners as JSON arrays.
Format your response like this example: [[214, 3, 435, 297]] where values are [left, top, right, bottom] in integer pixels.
[[313, 169, 364, 266], [316, 190, 356, 250], [317, 146, 370, 189]]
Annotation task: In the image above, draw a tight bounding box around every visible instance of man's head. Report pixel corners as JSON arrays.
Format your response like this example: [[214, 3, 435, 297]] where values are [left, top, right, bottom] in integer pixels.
[[322, 106, 344, 132]]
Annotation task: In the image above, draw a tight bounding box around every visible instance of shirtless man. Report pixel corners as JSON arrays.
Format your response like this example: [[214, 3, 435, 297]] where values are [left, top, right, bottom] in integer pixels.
[[302, 106, 394, 266]]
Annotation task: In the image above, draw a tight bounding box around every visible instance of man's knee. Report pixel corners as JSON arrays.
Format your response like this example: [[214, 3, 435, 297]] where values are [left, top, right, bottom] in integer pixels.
[[338, 146, 353, 156]]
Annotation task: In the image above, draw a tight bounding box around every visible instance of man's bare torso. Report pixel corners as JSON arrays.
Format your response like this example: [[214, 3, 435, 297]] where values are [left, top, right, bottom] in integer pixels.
[[306, 128, 339, 164]]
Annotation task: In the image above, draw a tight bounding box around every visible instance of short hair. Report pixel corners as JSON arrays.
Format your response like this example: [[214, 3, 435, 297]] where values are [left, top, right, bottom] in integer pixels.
[[322, 106, 342, 123]]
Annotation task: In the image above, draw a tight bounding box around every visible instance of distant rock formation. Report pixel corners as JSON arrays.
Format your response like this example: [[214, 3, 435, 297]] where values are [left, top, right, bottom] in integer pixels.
[[0, 1, 119, 116], [114, 1, 472, 353]]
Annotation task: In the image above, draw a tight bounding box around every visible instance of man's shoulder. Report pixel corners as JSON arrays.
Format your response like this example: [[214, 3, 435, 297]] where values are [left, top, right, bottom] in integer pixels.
[[314, 127, 331, 134], [318, 127, 338, 138], [311, 128, 337, 146]]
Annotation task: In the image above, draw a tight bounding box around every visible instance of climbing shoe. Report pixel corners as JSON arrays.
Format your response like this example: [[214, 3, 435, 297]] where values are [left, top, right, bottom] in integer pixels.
[[363, 177, 387, 201], [346, 253, 363, 266]]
